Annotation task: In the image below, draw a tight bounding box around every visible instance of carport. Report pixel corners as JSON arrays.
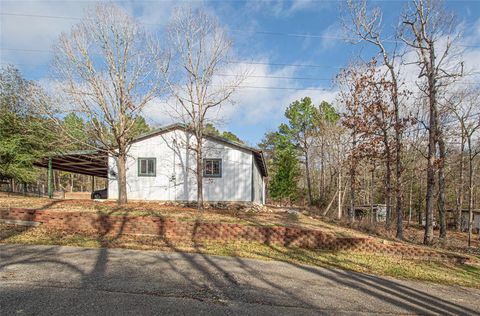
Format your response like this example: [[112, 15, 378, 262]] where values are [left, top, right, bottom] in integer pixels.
[[34, 150, 108, 198]]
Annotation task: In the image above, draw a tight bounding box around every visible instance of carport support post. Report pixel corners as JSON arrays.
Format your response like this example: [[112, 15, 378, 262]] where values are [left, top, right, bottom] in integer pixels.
[[91, 176, 95, 193], [48, 157, 53, 199]]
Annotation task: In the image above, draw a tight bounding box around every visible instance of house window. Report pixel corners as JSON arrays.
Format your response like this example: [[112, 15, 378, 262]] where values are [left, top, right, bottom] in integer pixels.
[[204, 159, 222, 178], [138, 158, 156, 177]]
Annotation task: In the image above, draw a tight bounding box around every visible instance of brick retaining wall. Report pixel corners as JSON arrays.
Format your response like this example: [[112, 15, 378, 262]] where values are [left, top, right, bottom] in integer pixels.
[[0, 208, 468, 262]]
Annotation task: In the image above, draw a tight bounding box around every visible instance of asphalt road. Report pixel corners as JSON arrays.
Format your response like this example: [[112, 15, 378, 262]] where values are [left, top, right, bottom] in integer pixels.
[[1, 244, 479, 315]]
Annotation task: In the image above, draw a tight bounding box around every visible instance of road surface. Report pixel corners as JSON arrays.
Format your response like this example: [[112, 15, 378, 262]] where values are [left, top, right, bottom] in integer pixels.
[[1, 244, 479, 315]]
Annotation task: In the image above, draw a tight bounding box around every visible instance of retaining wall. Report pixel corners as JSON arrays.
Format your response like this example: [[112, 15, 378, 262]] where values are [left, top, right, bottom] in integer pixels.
[[0, 208, 468, 262]]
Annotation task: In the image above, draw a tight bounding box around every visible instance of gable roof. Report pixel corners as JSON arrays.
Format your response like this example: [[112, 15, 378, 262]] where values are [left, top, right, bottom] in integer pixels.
[[133, 123, 268, 177]]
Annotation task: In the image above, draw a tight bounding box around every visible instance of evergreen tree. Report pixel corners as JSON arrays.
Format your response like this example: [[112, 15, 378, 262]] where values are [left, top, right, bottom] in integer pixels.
[[0, 65, 56, 183], [204, 123, 244, 144], [268, 132, 300, 202], [280, 97, 320, 205]]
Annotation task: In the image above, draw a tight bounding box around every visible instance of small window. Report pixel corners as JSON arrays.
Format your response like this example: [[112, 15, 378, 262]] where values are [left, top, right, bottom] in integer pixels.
[[138, 158, 156, 177], [203, 159, 222, 178]]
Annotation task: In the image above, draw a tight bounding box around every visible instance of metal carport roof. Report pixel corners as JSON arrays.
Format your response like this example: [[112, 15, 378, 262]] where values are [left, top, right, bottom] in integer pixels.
[[34, 150, 108, 178]]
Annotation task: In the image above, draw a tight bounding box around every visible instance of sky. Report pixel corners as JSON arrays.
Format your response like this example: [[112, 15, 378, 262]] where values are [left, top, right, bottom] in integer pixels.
[[1, 0, 480, 146]]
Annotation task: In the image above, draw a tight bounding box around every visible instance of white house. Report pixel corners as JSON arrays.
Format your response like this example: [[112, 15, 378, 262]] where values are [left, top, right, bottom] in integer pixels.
[[107, 123, 267, 204]]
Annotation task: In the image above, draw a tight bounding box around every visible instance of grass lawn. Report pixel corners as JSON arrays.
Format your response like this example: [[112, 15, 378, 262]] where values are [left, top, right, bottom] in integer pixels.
[[1, 223, 479, 289]]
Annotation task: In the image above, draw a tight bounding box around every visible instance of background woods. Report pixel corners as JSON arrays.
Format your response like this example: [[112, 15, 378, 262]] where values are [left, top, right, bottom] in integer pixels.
[[262, 0, 480, 246]]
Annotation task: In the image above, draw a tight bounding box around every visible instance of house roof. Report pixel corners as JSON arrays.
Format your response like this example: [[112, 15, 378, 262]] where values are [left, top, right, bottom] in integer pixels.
[[35, 123, 268, 178], [133, 123, 268, 177]]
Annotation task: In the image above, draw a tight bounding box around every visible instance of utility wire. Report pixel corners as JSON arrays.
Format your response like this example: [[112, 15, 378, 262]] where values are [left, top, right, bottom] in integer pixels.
[[2, 11, 480, 48], [0, 62, 335, 81], [3, 60, 479, 86], [0, 47, 343, 69], [0, 62, 334, 91]]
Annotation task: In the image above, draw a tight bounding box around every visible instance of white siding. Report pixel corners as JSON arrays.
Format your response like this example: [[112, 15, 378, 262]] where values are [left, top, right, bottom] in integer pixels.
[[108, 128, 254, 202], [252, 157, 263, 204]]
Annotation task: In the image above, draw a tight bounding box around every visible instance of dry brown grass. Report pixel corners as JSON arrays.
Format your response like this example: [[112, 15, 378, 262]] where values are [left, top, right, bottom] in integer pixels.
[[2, 223, 479, 289], [313, 212, 480, 256], [4, 193, 476, 255], [0, 193, 362, 237]]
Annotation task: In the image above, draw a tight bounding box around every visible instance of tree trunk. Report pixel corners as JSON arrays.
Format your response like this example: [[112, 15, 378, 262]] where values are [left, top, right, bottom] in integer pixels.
[[418, 177, 423, 225], [349, 132, 357, 222], [305, 151, 313, 206], [388, 62, 404, 240], [70, 174, 74, 192], [349, 167, 356, 222], [395, 128, 404, 239], [467, 137, 474, 247], [424, 76, 437, 245], [370, 163, 376, 223], [456, 129, 465, 231], [385, 143, 392, 229], [337, 167, 342, 220], [468, 182, 473, 247], [437, 134, 447, 239], [408, 178, 413, 227], [321, 141, 326, 201], [423, 42, 440, 245], [196, 136, 204, 209], [117, 154, 128, 205]]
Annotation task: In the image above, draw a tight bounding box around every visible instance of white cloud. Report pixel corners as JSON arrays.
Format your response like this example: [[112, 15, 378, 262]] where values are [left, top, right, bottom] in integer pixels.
[[138, 59, 338, 135], [320, 22, 343, 50], [244, 0, 325, 18], [0, 1, 91, 64], [141, 96, 177, 127], [0, 1, 181, 66], [212, 62, 338, 129]]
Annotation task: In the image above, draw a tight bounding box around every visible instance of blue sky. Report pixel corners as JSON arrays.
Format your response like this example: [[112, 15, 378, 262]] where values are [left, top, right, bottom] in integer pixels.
[[1, 0, 480, 145]]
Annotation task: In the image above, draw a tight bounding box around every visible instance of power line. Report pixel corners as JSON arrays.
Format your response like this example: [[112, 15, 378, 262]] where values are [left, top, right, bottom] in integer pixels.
[[237, 85, 332, 91], [1, 47, 51, 53], [227, 60, 341, 69], [0, 12, 82, 20], [2, 11, 480, 48], [0, 63, 334, 91], [0, 47, 343, 69], [217, 73, 333, 81], [0, 62, 336, 82], [4, 61, 480, 86]]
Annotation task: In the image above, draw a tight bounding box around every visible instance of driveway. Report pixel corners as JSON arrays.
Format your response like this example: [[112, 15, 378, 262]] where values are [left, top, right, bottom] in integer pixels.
[[0, 244, 479, 315]]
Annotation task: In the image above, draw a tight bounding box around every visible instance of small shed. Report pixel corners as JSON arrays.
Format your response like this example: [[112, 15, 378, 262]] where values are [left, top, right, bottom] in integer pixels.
[[461, 210, 480, 232], [446, 209, 480, 232], [348, 204, 387, 222]]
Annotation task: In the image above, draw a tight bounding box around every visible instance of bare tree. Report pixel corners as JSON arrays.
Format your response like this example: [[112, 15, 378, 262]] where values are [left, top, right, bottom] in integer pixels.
[[165, 7, 247, 208], [445, 89, 468, 231], [344, 0, 409, 239], [400, 0, 463, 244], [45, 4, 167, 204], [450, 90, 480, 246]]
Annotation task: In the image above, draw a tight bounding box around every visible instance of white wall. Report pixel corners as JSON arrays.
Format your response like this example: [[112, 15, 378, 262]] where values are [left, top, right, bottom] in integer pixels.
[[108, 128, 255, 202], [252, 158, 264, 204]]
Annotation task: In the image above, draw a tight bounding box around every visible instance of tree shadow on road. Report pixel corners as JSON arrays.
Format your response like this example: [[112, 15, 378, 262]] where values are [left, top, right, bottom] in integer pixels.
[[245, 245, 479, 315], [1, 216, 479, 315]]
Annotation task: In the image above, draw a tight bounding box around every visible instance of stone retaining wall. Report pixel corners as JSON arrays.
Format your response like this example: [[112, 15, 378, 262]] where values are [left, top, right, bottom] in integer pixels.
[[0, 208, 468, 262]]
